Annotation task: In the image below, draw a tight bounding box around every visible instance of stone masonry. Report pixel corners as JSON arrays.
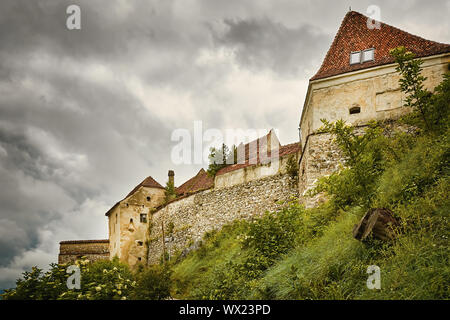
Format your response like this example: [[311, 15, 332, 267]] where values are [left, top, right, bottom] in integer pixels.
[[148, 174, 298, 264]]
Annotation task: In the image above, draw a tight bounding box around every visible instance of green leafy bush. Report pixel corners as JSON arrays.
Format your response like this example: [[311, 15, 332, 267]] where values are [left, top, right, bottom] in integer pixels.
[[131, 265, 172, 300]]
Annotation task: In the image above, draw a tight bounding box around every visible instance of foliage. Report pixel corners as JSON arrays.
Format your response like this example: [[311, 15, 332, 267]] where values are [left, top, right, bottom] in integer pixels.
[[165, 179, 176, 203], [2, 257, 135, 300], [285, 155, 299, 180], [207, 143, 236, 177], [130, 265, 172, 300], [390, 46, 449, 133], [312, 120, 386, 209]]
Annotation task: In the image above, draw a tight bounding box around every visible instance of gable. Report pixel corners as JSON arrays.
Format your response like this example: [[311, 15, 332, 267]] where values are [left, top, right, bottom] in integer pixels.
[[311, 11, 450, 81]]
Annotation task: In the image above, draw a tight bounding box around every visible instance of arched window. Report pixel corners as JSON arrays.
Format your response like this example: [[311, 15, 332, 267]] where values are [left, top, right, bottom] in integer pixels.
[[349, 106, 361, 114], [146, 196, 151, 201]]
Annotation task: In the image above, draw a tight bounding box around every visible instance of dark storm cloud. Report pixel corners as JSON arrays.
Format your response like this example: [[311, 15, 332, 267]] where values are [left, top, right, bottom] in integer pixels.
[[0, 0, 448, 289], [212, 17, 330, 75]]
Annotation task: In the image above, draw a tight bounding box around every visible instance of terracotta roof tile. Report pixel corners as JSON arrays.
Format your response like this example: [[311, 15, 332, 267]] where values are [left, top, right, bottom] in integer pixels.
[[176, 168, 214, 196], [60, 239, 109, 244], [311, 11, 450, 81], [125, 176, 164, 198], [105, 176, 164, 216]]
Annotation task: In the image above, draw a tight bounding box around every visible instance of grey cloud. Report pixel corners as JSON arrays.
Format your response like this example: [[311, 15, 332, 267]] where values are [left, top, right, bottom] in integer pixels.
[[0, 0, 448, 289], [212, 17, 331, 75]]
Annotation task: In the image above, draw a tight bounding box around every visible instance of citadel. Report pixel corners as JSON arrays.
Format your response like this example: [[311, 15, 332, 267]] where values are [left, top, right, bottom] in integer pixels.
[[58, 11, 450, 268]]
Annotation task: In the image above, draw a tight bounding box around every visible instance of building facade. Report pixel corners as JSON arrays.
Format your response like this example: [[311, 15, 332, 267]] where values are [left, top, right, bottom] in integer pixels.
[[298, 11, 450, 207]]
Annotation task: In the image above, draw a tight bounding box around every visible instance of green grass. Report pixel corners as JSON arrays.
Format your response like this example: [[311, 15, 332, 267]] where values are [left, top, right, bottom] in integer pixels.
[[168, 120, 449, 300]]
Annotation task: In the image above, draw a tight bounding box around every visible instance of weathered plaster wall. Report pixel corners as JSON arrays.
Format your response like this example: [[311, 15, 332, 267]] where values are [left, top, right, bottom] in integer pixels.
[[214, 152, 300, 189], [300, 54, 449, 150], [58, 241, 109, 264], [148, 174, 298, 264], [108, 186, 165, 267], [298, 53, 449, 208]]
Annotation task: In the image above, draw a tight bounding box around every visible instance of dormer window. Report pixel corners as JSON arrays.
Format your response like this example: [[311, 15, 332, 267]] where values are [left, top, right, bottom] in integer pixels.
[[350, 51, 361, 65], [350, 48, 375, 65], [362, 48, 375, 62]]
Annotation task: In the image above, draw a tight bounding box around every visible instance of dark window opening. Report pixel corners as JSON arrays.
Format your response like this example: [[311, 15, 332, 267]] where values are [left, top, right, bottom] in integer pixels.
[[137, 241, 143, 246], [350, 106, 361, 114], [146, 196, 151, 201], [130, 218, 133, 223], [140, 214, 147, 223], [137, 257, 142, 261]]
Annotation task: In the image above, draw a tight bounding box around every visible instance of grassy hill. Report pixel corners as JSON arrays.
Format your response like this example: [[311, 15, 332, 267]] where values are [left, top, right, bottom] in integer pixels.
[[168, 120, 449, 299]]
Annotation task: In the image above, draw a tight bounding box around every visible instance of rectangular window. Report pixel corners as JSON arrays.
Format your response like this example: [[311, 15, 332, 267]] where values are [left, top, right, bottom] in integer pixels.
[[140, 213, 147, 223], [362, 48, 375, 62], [350, 51, 361, 65]]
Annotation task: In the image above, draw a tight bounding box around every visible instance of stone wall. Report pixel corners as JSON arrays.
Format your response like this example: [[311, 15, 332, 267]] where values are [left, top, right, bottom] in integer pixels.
[[147, 174, 298, 264], [58, 240, 109, 264], [298, 122, 416, 208]]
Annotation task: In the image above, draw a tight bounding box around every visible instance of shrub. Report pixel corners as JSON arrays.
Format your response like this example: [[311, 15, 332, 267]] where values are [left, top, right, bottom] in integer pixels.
[[131, 265, 172, 300]]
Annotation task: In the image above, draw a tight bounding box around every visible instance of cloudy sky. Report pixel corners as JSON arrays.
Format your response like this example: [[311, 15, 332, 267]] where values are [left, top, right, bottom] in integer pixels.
[[0, 0, 449, 289]]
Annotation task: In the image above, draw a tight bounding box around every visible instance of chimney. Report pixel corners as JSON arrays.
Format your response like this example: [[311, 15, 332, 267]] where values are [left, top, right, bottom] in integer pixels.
[[168, 170, 174, 186]]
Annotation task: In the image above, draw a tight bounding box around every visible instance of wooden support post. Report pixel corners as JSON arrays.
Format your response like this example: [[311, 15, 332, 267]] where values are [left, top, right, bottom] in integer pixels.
[[353, 208, 400, 241], [161, 220, 166, 263]]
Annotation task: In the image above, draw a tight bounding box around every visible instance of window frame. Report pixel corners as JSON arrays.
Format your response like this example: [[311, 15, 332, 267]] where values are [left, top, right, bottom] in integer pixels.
[[350, 51, 361, 65], [362, 48, 375, 63]]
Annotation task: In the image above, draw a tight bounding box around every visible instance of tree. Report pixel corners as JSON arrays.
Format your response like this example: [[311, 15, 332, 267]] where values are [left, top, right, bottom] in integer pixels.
[[390, 46, 449, 133], [165, 179, 176, 203], [207, 143, 234, 177], [313, 120, 386, 208]]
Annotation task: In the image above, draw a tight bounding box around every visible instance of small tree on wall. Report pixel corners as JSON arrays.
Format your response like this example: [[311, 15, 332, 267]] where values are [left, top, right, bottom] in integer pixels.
[[286, 155, 299, 181], [207, 143, 235, 177], [164, 180, 176, 203]]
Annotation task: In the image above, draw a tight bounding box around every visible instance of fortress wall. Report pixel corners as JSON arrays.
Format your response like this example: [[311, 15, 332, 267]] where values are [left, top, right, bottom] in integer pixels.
[[214, 153, 297, 189], [300, 54, 449, 150], [147, 173, 298, 264], [58, 240, 109, 264], [298, 122, 416, 208]]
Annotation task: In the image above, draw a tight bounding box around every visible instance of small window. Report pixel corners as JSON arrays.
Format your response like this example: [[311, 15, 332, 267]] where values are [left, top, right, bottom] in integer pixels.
[[138, 257, 142, 261], [146, 196, 151, 201], [350, 51, 361, 65], [350, 106, 361, 114], [362, 48, 375, 62], [137, 241, 143, 246], [140, 214, 147, 223], [130, 218, 133, 223]]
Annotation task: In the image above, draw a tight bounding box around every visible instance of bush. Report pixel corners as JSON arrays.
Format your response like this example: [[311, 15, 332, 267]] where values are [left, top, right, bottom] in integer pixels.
[[131, 265, 172, 300], [2, 257, 135, 300]]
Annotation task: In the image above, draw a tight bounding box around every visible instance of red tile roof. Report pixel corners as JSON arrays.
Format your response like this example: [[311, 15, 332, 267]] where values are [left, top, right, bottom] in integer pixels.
[[105, 176, 164, 216], [216, 142, 301, 176], [311, 11, 450, 81], [125, 176, 164, 198], [60, 239, 109, 244], [176, 168, 214, 196]]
